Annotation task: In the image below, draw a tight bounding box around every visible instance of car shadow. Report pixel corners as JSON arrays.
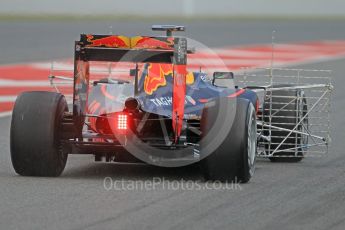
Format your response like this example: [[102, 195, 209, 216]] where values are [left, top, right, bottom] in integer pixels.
[[62, 159, 203, 181]]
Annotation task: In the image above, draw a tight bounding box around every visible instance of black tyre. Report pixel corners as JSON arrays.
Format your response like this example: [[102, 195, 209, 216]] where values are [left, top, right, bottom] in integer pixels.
[[263, 88, 308, 162], [200, 98, 257, 183], [10, 91, 68, 176]]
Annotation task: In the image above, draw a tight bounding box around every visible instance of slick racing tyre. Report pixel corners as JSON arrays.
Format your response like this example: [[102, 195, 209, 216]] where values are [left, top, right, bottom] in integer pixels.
[[10, 92, 68, 176], [263, 87, 308, 162], [200, 97, 257, 183]]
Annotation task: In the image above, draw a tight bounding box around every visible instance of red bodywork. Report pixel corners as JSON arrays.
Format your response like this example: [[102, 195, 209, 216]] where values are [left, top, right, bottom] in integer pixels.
[[172, 64, 187, 140]]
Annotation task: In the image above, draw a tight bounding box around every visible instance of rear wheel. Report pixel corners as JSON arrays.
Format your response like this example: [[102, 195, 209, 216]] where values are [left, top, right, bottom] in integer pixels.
[[263, 88, 308, 162], [200, 98, 257, 183], [10, 91, 68, 176]]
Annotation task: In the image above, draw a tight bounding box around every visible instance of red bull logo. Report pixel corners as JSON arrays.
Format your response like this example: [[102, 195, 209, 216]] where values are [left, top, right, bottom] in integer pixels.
[[86, 35, 130, 48], [131, 36, 174, 50], [144, 63, 172, 95]]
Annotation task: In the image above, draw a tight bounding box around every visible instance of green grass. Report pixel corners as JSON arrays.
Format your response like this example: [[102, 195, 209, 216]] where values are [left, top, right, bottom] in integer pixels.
[[1, 14, 345, 22]]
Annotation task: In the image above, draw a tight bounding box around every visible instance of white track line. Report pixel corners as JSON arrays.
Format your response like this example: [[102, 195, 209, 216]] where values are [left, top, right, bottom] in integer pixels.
[[0, 79, 52, 87], [0, 111, 12, 118], [0, 96, 17, 102]]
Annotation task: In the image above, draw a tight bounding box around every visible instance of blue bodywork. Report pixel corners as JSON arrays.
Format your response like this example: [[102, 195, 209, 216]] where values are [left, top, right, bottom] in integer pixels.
[[88, 70, 257, 119]]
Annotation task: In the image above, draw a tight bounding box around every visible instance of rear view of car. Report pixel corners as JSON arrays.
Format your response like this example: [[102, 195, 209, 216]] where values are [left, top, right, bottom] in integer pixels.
[[9, 25, 332, 183]]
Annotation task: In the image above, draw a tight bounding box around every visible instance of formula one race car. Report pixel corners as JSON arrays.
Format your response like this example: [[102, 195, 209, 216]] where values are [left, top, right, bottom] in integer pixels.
[[10, 25, 332, 183]]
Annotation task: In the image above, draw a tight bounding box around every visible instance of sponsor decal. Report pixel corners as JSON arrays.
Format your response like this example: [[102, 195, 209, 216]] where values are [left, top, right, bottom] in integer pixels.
[[144, 63, 172, 95], [131, 36, 174, 50], [86, 35, 130, 48], [150, 97, 173, 107], [149, 96, 196, 107]]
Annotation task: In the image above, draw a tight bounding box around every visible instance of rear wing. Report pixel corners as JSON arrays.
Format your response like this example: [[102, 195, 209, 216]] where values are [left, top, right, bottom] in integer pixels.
[[73, 32, 187, 140], [76, 34, 184, 63]]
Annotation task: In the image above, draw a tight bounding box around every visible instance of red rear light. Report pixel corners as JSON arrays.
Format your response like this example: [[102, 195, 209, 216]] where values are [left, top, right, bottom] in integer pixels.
[[117, 114, 128, 130], [95, 113, 130, 135]]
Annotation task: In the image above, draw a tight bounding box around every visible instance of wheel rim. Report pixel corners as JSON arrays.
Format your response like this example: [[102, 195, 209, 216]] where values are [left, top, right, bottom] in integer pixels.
[[247, 108, 257, 177]]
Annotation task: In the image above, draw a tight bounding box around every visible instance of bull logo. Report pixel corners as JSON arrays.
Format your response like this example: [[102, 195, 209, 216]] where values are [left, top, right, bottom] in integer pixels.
[[131, 36, 174, 50], [86, 35, 130, 48], [144, 63, 172, 95]]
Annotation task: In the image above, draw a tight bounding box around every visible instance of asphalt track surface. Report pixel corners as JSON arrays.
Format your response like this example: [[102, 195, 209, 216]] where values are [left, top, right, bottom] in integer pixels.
[[0, 20, 345, 230]]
